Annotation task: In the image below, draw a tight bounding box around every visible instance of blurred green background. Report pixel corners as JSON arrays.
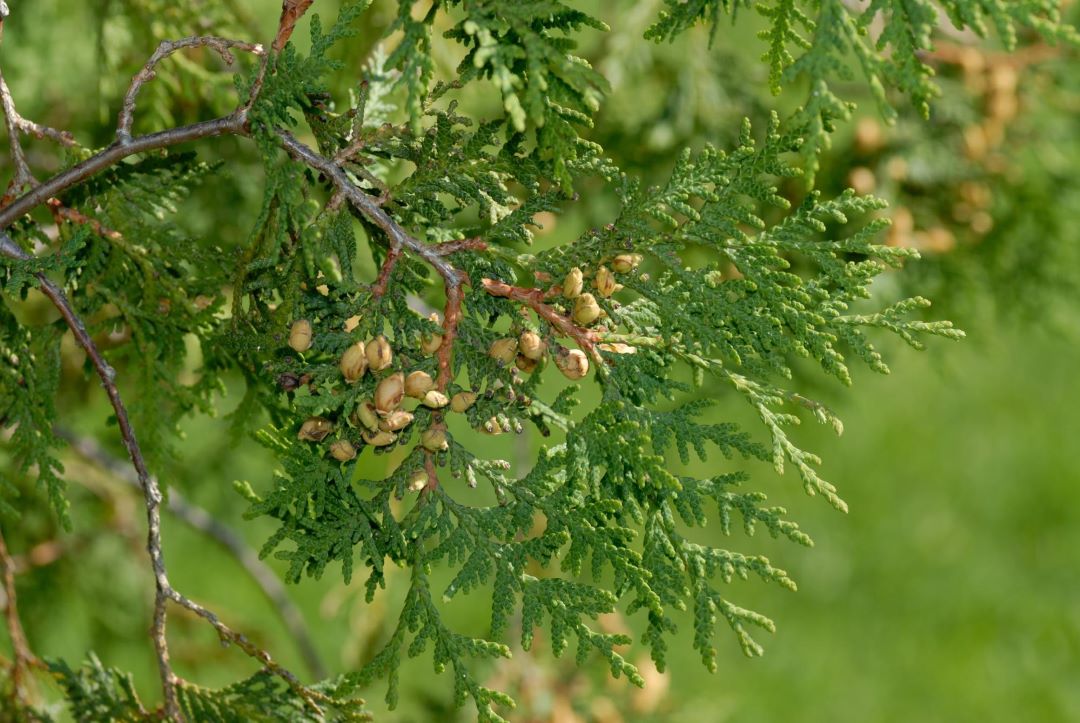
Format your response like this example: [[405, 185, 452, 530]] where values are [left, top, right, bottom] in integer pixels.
[[2, 1, 1079, 721]]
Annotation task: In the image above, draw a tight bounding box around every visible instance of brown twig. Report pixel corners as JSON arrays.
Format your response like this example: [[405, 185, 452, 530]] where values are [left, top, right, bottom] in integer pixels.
[[480, 278, 602, 361], [0, 230, 181, 715], [0, 527, 42, 709], [0, 113, 246, 229], [370, 246, 402, 298], [46, 198, 123, 240], [0, 66, 37, 200], [117, 36, 264, 143], [423, 452, 440, 494], [59, 430, 328, 681], [166, 588, 326, 714], [273, 0, 315, 53], [435, 282, 465, 391], [434, 237, 488, 256]]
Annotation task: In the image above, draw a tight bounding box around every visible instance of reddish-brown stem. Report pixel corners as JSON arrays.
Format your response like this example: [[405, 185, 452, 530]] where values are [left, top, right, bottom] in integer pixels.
[[436, 282, 466, 391], [434, 237, 487, 256], [480, 278, 602, 362], [0, 527, 41, 710], [47, 198, 123, 240], [370, 246, 402, 298], [273, 0, 315, 52], [423, 452, 440, 494]]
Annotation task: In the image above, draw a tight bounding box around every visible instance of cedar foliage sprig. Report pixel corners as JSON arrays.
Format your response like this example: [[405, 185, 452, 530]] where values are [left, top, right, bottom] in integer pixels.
[[1, 0, 1069, 719]]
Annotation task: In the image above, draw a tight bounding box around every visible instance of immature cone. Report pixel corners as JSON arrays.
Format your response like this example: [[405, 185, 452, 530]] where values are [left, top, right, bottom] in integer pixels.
[[329, 439, 357, 462], [489, 338, 518, 366], [288, 319, 313, 353], [379, 410, 414, 432], [374, 373, 405, 413], [593, 265, 618, 298], [354, 401, 380, 431], [515, 355, 538, 373], [298, 416, 333, 442], [556, 348, 589, 380], [407, 468, 429, 492], [339, 342, 368, 382], [405, 370, 435, 399], [519, 330, 545, 361], [572, 293, 601, 326], [366, 336, 393, 371], [421, 333, 443, 355], [611, 254, 642, 273], [363, 429, 397, 447], [421, 427, 449, 452], [562, 267, 584, 299], [421, 312, 443, 354], [450, 392, 478, 413], [422, 390, 450, 409]]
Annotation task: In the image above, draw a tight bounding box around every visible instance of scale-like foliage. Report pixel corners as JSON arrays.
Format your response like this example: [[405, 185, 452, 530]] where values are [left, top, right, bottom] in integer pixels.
[[2, 0, 1068, 719]]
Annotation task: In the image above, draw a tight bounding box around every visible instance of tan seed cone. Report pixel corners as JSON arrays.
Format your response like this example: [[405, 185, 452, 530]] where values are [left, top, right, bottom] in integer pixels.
[[366, 335, 393, 371], [339, 342, 368, 382], [329, 439, 357, 462], [298, 416, 333, 441], [374, 373, 405, 413], [405, 370, 435, 398], [289, 319, 313, 352]]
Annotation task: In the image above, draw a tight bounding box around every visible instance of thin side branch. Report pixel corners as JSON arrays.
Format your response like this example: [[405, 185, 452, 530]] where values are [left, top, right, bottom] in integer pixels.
[[60, 431, 327, 680], [0, 230, 180, 715], [166, 588, 327, 715], [370, 246, 401, 298], [0, 113, 246, 229], [0, 66, 36, 197], [480, 278, 602, 361], [117, 36, 264, 143], [0, 527, 41, 709]]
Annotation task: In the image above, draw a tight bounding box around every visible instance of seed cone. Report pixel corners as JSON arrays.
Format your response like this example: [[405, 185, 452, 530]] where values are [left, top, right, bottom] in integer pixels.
[[572, 293, 601, 326], [421, 334, 443, 355], [593, 265, 618, 298], [611, 254, 642, 273], [374, 373, 405, 413], [422, 390, 450, 409], [422, 313, 443, 354], [421, 427, 449, 452], [519, 330, 545, 360], [516, 354, 538, 373], [405, 371, 435, 399], [489, 338, 518, 365], [298, 416, 333, 442], [366, 336, 393, 371], [379, 410, 414, 432], [407, 468, 429, 492], [450, 392, 477, 413], [339, 342, 368, 382], [556, 348, 589, 380], [363, 429, 397, 447], [289, 319, 313, 353], [562, 267, 584, 298], [329, 439, 357, 462], [354, 401, 380, 431]]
